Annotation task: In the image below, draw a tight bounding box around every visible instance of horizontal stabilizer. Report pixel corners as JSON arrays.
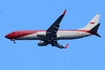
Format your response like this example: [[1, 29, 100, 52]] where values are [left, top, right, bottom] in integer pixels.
[[95, 33, 101, 37], [90, 23, 100, 32], [89, 23, 101, 37]]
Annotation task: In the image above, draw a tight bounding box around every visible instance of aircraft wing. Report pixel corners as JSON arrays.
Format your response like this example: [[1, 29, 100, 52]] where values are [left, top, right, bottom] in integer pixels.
[[53, 41, 69, 49], [46, 9, 66, 39], [45, 9, 68, 49]]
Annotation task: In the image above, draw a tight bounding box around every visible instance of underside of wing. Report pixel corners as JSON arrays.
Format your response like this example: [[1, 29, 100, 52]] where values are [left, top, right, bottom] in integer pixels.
[[46, 9, 66, 39], [52, 41, 69, 49], [38, 40, 69, 49], [38, 10, 68, 49]]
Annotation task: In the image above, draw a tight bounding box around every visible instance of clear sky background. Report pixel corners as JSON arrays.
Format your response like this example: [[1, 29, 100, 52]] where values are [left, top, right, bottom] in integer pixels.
[[0, 0, 105, 70]]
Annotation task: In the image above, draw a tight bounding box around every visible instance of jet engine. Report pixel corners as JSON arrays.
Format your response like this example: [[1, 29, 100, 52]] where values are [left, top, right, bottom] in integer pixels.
[[38, 41, 48, 46]]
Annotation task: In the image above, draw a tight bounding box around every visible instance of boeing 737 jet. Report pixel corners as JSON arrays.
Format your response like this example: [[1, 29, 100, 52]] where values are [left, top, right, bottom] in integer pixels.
[[5, 9, 101, 49]]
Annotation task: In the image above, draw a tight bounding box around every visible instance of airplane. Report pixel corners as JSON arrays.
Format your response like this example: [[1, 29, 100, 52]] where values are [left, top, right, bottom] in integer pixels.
[[5, 9, 101, 49]]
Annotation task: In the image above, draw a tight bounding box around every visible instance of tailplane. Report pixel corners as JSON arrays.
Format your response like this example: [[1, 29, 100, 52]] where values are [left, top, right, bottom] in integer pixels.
[[89, 23, 101, 37]]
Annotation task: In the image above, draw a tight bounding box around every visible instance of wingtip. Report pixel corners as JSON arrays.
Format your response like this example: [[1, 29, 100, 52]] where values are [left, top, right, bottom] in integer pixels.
[[62, 9, 67, 16], [65, 43, 69, 48]]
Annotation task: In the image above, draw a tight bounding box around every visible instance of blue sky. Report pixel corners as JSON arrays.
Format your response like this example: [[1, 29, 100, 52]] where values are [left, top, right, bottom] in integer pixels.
[[0, 0, 105, 70]]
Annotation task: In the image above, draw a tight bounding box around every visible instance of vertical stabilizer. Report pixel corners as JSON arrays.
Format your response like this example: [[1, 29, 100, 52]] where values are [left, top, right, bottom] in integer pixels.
[[79, 14, 101, 37], [80, 14, 100, 30]]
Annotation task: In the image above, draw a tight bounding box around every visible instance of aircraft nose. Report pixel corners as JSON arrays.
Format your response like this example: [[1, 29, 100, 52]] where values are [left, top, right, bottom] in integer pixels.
[[5, 34, 10, 39]]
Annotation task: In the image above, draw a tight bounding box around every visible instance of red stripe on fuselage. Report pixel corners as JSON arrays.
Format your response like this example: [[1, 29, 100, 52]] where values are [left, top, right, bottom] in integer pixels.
[[5, 30, 91, 40], [5, 30, 38, 40]]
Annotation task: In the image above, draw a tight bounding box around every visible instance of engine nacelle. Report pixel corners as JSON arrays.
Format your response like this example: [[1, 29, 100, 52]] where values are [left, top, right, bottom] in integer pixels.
[[37, 32, 46, 37], [38, 41, 48, 46]]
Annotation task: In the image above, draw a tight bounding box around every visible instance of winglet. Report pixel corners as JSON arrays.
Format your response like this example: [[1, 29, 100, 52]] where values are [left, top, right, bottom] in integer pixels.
[[62, 9, 67, 16], [65, 43, 69, 48]]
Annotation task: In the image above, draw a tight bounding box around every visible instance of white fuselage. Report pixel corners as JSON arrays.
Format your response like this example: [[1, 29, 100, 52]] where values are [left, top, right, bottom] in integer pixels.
[[16, 30, 92, 40]]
